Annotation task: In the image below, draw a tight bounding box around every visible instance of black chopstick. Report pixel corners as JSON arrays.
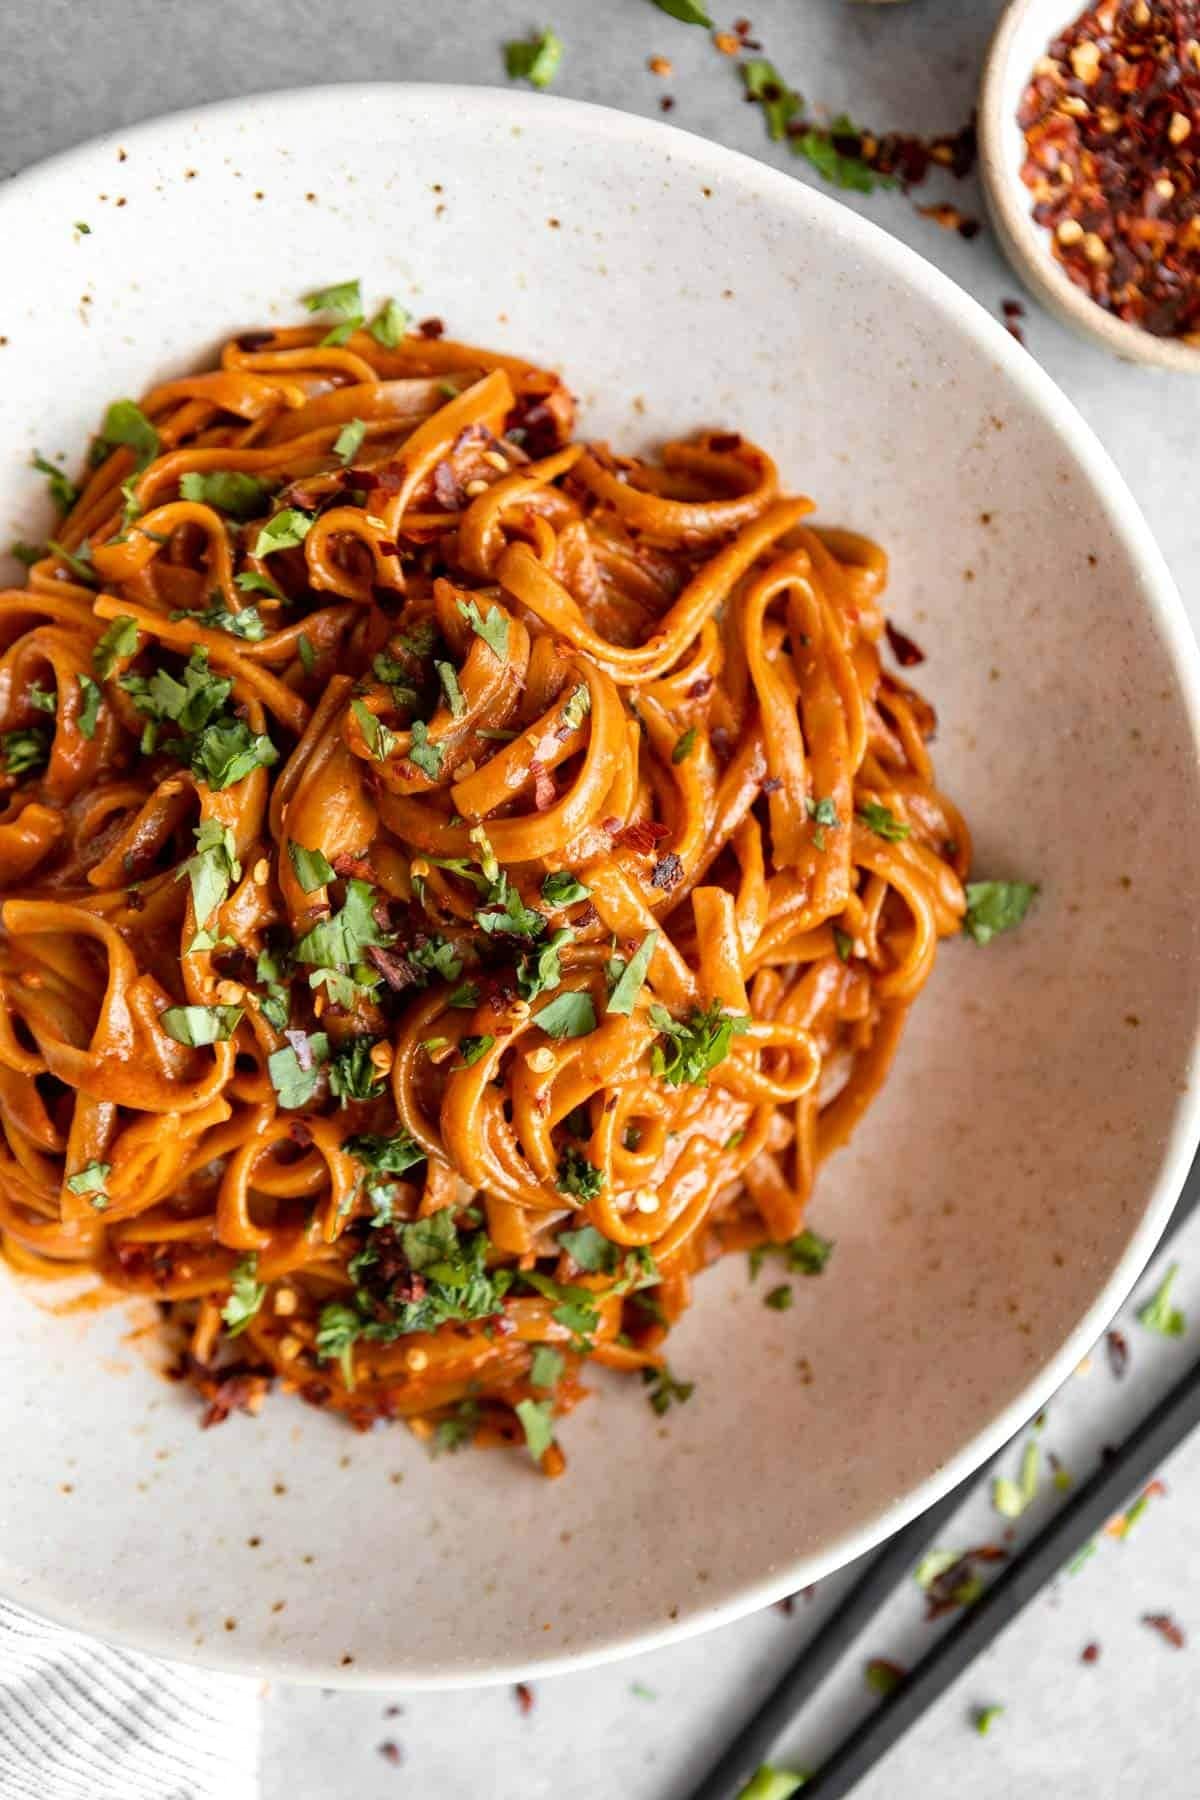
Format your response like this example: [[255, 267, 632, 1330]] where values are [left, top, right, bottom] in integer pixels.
[[690, 1169, 1200, 1800]]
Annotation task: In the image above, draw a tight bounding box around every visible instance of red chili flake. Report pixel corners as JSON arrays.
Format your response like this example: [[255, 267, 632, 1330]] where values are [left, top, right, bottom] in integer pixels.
[[1106, 1329, 1129, 1379], [1002, 298, 1026, 319], [651, 851, 684, 891], [762, 776, 783, 794], [602, 816, 623, 836], [417, 316, 445, 339], [237, 330, 275, 351], [514, 1682, 535, 1715], [354, 465, 404, 494], [1018, 0, 1200, 338], [330, 851, 376, 881], [1143, 1613, 1186, 1650], [660, 96, 676, 114], [885, 620, 927, 667], [918, 201, 981, 238], [433, 461, 461, 511], [377, 1741, 403, 1766], [708, 432, 743, 453], [530, 758, 556, 812], [288, 1120, 314, 1148], [383, 1704, 403, 1718], [774, 1594, 795, 1616], [199, 1371, 271, 1429], [616, 819, 671, 854], [1081, 1641, 1101, 1664]]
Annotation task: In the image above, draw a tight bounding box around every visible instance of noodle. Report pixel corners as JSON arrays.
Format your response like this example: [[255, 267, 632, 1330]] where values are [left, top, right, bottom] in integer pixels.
[[0, 298, 969, 1472]]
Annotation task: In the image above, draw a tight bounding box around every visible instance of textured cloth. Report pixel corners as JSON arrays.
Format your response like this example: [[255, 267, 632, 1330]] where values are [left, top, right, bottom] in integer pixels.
[[0, 1599, 258, 1800]]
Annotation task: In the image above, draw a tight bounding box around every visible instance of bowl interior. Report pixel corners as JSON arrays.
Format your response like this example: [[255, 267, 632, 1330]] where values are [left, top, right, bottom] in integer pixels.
[[981, 0, 1200, 371], [2, 86, 1199, 1685]]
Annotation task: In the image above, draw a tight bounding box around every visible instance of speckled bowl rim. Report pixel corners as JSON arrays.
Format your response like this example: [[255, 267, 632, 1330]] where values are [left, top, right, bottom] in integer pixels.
[[979, 0, 1200, 373], [3, 83, 1200, 1688]]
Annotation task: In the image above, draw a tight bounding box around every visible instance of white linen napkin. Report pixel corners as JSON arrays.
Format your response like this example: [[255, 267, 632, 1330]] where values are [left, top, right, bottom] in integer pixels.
[[0, 1599, 258, 1800]]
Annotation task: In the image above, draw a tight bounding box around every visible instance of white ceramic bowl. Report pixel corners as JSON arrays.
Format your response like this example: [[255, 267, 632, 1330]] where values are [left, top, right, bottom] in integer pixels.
[[979, 0, 1200, 372], [2, 85, 1200, 1688]]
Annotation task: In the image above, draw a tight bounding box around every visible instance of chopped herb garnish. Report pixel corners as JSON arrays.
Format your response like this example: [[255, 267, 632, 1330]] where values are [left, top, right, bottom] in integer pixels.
[[432, 1399, 480, 1454], [328, 1037, 385, 1104], [32, 452, 78, 513], [651, 0, 711, 23], [456, 595, 510, 661], [963, 881, 1038, 946], [28, 684, 56, 715], [93, 614, 139, 679], [303, 278, 364, 344], [158, 1003, 243, 1047], [974, 1705, 1005, 1736], [764, 1284, 793, 1312], [179, 471, 270, 518], [795, 117, 892, 194], [457, 1034, 495, 1068], [741, 59, 801, 141], [833, 926, 854, 962], [236, 569, 286, 600], [170, 600, 266, 641], [1137, 1262, 1186, 1338], [95, 399, 159, 472], [536, 990, 596, 1039], [514, 1396, 556, 1460], [642, 1366, 695, 1416], [315, 1302, 361, 1387], [521, 1269, 601, 1347], [516, 927, 573, 1001], [181, 818, 241, 936], [606, 930, 657, 1016], [541, 870, 591, 908], [75, 674, 101, 739], [786, 1229, 834, 1276], [435, 659, 466, 718], [733, 1766, 807, 1800], [857, 801, 910, 842], [332, 419, 366, 465], [287, 841, 335, 893], [47, 540, 97, 585], [649, 1002, 749, 1087], [295, 878, 389, 981], [66, 1160, 111, 1199], [253, 509, 315, 558], [406, 717, 444, 780], [1, 728, 50, 777], [558, 1225, 618, 1273], [351, 698, 399, 763], [191, 720, 278, 790], [993, 1441, 1039, 1520], [409, 935, 465, 983], [671, 726, 697, 765], [369, 298, 411, 348], [298, 633, 316, 675], [267, 1032, 330, 1109], [9, 542, 44, 567], [530, 1345, 564, 1389], [561, 683, 590, 730], [504, 28, 563, 89], [345, 1129, 426, 1176], [75, 220, 91, 234], [221, 1254, 266, 1336], [556, 1146, 605, 1201]]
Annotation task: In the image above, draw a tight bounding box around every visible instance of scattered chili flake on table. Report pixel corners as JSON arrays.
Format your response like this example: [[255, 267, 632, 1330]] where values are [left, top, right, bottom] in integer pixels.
[[514, 1681, 536, 1715], [1018, 0, 1200, 339], [1081, 1640, 1102, 1662], [1106, 1327, 1130, 1378], [377, 1741, 404, 1766], [1142, 1611, 1187, 1648]]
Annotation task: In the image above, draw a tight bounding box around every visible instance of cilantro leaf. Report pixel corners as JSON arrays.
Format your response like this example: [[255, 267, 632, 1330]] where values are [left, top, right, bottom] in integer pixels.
[[794, 117, 891, 194], [253, 510, 315, 558], [642, 1365, 695, 1415], [295, 878, 390, 972], [369, 298, 411, 348], [1138, 1262, 1186, 1338], [476, 879, 545, 939], [181, 818, 240, 931], [764, 1284, 793, 1311], [407, 717, 444, 780], [287, 841, 335, 893], [315, 1301, 361, 1387], [741, 59, 801, 141], [298, 634, 316, 675], [75, 673, 101, 740], [267, 1032, 330, 1108], [170, 600, 266, 641], [559, 1225, 619, 1273], [96, 399, 159, 472], [121, 648, 231, 735], [158, 1003, 243, 1047], [671, 726, 697, 765], [1, 728, 50, 777], [963, 881, 1038, 946], [409, 936, 465, 983], [649, 1002, 750, 1087], [734, 1767, 807, 1800], [236, 569, 286, 600], [66, 1160, 111, 1202], [191, 719, 278, 790], [435, 660, 466, 718], [345, 1130, 426, 1176], [857, 801, 910, 842], [993, 1440, 1039, 1520], [93, 615, 139, 679], [457, 1034, 495, 1068], [785, 1229, 834, 1275], [352, 698, 399, 763], [456, 596, 510, 661], [651, 0, 711, 22], [556, 1146, 605, 1201], [561, 683, 590, 730], [179, 471, 271, 518], [833, 926, 854, 963], [28, 684, 56, 715], [32, 452, 78, 513], [530, 1345, 564, 1389], [514, 1396, 556, 1460], [536, 990, 596, 1039], [332, 419, 366, 465], [504, 29, 562, 89], [516, 927, 573, 1001], [606, 931, 657, 1016], [541, 870, 591, 908], [974, 1706, 1005, 1737], [304, 278, 363, 318], [221, 1254, 266, 1336], [328, 1037, 385, 1104], [522, 1269, 601, 1347], [432, 1399, 480, 1454]]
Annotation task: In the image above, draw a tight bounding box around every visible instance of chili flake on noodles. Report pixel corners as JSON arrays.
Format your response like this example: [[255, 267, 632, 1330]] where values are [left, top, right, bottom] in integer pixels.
[[1018, 0, 1200, 339]]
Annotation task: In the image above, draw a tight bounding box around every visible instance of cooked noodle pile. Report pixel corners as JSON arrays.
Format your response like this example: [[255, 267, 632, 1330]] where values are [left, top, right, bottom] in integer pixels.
[[0, 293, 968, 1470]]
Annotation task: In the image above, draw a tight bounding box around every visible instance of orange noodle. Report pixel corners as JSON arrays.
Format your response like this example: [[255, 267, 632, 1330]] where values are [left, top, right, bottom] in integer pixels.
[[0, 295, 969, 1472]]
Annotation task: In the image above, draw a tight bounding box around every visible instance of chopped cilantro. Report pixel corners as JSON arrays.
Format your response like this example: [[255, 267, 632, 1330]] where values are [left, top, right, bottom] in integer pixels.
[[504, 29, 562, 89], [303, 278, 364, 345], [75, 674, 101, 739], [833, 926, 854, 962], [536, 990, 596, 1039], [315, 1301, 361, 1387], [556, 1146, 605, 1201], [287, 841, 335, 893], [409, 936, 465, 983], [606, 931, 657, 1016], [476, 878, 545, 939], [295, 878, 389, 979], [993, 1440, 1039, 1519], [974, 1705, 1005, 1736], [267, 1032, 330, 1109], [651, 0, 711, 22], [236, 569, 286, 599], [95, 399, 159, 472], [857, 801, 910, 842], [179, 471, 270, 518], [963, 881, 1038, 946], [158, 1003, 243, 1047], [345, 1130, 426, 1176], [741, 59, 801, 141], [28, 684, 56, 715], [456, 1034, 495, 1068], [328, 1037, 385, 1104], [530, 1345, 564, 1389], [435, 660, 466, 718], [253, 509, 315, 558], [764, 1284, 793, 1311], [193, 719, 278, 789], [559, 1225, 618, 1273], [432, 1399, 480, 1454], [456, 596, 510, 661], [649, 1001, 749, 1087], [1137, 1262, 1185, 1338], [369, 298, 411, 348], [170, 600, 266, 641], [786, 1229, 834, 1275], [32, 452, 78, 513], [181, 819, 241, 934], [541, 870, 591, 908], [561, 684, 590, 730], [332, 419, 366, 465], [221, 1254, 266, 1336], [1, 728, 50, 777], [516, 927, 573, 1001], [66, 1160, 111, 1200], [671, 726, 697, 765], [351, 698, 398, 763], [514, 1396, 556, 1460], [642, 1366, 695, 1415], [407, 717, 444, 780], [521, 1269, 601, 1347], [794, 116, 892, 194], [93, 614, 139, 679], [734, 1766, 807, 1800], [298, 633, 316, 675]]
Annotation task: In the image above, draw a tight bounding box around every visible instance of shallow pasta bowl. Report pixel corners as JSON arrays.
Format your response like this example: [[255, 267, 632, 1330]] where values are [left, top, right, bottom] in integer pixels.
[[1, 84, 1199, 1686]]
